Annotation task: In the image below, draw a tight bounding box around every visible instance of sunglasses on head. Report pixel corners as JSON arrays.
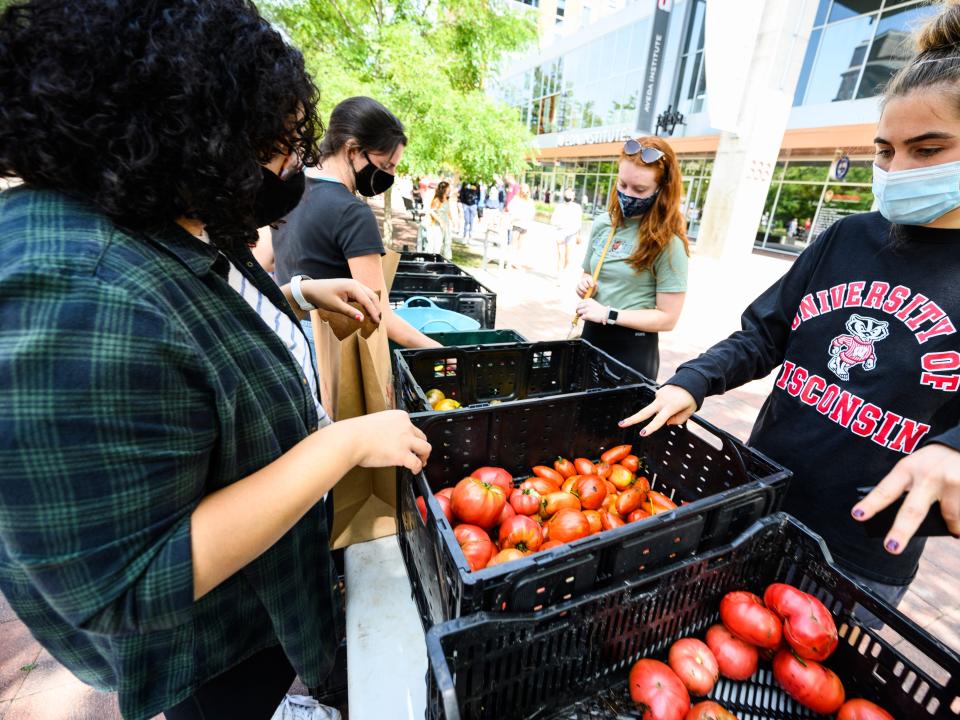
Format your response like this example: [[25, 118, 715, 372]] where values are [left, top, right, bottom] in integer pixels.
[[624, 139, 665, 164]]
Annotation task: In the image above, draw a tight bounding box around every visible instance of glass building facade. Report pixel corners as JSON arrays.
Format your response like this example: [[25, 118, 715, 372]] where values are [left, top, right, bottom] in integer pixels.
[[505, 0, 934, 254], [495, 15, 654, 134]]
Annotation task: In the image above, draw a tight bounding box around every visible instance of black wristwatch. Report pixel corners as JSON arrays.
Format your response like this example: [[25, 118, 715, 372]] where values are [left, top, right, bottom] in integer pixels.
[[606, 307, 619, 325]]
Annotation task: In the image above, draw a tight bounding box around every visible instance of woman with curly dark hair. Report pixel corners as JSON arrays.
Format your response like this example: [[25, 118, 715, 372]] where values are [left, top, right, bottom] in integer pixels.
[[0, 2, 430, 719]]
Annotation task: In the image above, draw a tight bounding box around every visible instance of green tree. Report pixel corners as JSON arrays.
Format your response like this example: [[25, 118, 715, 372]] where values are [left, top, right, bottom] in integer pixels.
[[261, 0, 537, 241]]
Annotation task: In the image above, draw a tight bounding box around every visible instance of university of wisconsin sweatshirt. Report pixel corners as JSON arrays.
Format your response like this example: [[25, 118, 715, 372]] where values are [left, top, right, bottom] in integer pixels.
[[668, 212, 959, 584]]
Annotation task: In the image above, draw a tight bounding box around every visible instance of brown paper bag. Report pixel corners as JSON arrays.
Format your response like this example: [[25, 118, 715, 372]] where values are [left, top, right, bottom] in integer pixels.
[[312, 250, 402, 549]]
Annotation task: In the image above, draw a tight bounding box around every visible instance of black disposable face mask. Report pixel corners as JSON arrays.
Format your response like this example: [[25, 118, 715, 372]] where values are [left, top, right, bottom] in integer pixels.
[[353, 151, 395, 197], [254, 166, 305, 227]]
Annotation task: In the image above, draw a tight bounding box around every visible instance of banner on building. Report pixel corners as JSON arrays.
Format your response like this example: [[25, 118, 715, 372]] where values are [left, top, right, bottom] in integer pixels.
[[636, 0, 674, 133]]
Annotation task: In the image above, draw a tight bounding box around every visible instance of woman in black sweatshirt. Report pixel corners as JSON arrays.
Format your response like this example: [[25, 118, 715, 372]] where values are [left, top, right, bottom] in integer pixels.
[[623, 3, 960, 608]]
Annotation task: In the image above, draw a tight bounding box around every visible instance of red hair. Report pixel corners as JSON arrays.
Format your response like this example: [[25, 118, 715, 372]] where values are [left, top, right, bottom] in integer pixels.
[[606, 135, 689, 274]]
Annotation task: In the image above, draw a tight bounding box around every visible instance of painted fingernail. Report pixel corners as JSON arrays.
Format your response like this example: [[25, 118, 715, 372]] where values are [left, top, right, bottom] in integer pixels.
[[618, 420, 626, 427], [885, 539, 900, 552], [639, 429, 647, 437], [356, 314, 363, 321], [852, 508, 865, 519]]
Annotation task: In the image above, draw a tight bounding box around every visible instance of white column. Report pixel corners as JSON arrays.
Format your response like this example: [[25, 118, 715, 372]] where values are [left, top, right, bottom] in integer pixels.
[[696, 0, 819, 259]]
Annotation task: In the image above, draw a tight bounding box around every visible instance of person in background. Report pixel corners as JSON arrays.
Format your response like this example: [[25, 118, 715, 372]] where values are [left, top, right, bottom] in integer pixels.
[[411, 177, 423, 210], [576, 136, 689, 381], [426, 180, 451, 257], [504, 173, 520, 210], [458, 179, 480, 240], [507, 182, 535, 270], [0, 3, 431, 720], [273, 96, 440, 349], [551, 188, 583, 271], [622, 0, 960, 611]]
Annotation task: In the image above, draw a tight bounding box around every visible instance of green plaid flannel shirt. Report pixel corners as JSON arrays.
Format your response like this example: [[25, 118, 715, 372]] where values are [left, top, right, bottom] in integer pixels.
[[0, 187, 340, 719]]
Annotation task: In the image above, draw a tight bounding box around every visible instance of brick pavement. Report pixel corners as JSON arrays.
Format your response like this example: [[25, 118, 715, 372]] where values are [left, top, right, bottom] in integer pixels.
[[1, 207, 956, 717]]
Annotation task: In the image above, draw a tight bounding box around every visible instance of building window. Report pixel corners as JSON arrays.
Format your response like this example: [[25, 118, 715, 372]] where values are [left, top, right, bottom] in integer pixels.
[[796, 0, 936, 106], [756, 158, 874, 253], [673, 0, 706, 117]]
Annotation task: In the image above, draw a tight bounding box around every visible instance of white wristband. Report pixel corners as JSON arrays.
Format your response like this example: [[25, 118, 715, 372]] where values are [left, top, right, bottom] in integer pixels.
[[290, 275, 316, 312]]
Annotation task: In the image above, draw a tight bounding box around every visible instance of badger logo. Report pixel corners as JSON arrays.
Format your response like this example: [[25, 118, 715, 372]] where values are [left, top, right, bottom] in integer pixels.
[[828, 314, 890, 381]]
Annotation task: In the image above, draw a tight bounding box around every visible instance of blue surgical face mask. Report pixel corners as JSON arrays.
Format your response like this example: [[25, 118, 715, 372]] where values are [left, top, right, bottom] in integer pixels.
[[872, 160, 960, 225], [617, 188, 658, 218]]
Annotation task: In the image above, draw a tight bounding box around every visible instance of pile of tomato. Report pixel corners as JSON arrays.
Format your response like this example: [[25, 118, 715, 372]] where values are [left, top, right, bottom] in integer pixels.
[[415, 444, 683, 571], [627, 583, 895, 719]]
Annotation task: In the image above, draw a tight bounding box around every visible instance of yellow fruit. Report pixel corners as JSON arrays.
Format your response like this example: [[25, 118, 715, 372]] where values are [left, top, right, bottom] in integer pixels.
[[434, 398, 461, 411], [425, 389, 445, 408]]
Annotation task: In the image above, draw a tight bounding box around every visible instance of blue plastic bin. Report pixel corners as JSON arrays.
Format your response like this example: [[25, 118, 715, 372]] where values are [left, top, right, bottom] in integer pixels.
[[393, 296, 481, 333]]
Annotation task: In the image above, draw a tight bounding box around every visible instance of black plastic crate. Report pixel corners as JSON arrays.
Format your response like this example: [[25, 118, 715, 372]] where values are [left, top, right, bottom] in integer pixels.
[[394, 340, 651, 413], [401, 251, 447, 263], [390, 290, 497, 329], [397, 260, 466, 276], [392, 272, 494, 295], [426, 513, 960, 720], [396, 384, 792, 629]]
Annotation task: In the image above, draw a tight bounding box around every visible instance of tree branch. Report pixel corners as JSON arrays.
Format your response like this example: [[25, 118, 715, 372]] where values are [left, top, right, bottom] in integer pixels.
[[329, 0, 360, 36]]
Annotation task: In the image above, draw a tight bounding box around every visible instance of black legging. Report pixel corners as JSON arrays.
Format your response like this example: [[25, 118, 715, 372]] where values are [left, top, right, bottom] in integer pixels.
[[163, 645, 295, 720], [581, 320, 660, 383]]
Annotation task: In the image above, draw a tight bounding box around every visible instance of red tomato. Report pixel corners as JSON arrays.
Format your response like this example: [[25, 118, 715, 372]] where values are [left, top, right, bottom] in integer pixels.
[[647, 490, 678, 514], [720, 591, 782, 649], [496, 501, 515, 527], [415, 495, 428, 522], [617, 486, 646, 515], [668, 638, 719, 696], [554, 457, 577, 478], [520, 477, 560, 495], [622, 454, 641, 473], [470, 466, 513, 496], [836, 699, 895, 720], [547, 509, 591, 543], [498, 515, 543, 552], [436, 487, 455, 500], [450, 477, 507, 529], [600, 511, 626, 531], [435, 495, 454, 524], [596, 461, 612, 479], [764, 584, 838, 662], [772, 649, 845, 715], [576, 474, 607, 510], [601, 444, 632, 464], [574, 457, 597, 476], [453, 524, 495, 572], [532, 465, 565, 485], [685, 701, 739, 720], [561, 476, 579, 494], [509, 487, 541, 516], [628, 508, 652, 523], [705, 624, 758, 681], [609, 464, 637, 491], [634, 474, 651, 495], [541, 491, 581, 519], [487, 548, 525, 567], [539, 539, 564, 551], [583, 509, 603, 534], [628, 658, 690, 720]]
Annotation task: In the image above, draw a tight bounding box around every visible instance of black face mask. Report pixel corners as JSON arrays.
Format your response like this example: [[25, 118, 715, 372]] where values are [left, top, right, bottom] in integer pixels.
[[254, 166, 305, 227], [353, 151, 395, 197]]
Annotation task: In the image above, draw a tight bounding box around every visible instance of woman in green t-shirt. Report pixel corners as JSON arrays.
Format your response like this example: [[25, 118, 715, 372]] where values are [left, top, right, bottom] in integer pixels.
[[576, 136, 690, 381]]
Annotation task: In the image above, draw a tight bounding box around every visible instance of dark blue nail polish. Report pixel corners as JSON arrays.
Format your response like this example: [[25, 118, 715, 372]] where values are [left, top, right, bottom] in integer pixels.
[[852, 508, 865, 519], [885, 539, 900, 552]]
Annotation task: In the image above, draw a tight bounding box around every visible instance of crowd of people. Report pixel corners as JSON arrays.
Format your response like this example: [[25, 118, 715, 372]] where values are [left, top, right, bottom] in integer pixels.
[[0, 1, 958, 720]]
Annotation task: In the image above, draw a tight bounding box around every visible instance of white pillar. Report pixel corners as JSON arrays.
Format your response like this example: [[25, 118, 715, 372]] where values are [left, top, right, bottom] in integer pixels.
[[696, 0, 819, 259]]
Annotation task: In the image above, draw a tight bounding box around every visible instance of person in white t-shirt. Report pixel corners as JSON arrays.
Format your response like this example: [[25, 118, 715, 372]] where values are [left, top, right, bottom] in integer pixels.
[[550, 188, 583, 270]]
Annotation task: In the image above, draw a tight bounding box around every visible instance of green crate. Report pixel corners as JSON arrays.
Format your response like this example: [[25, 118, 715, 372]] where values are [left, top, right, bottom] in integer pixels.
[[389, 329, 526, 354]]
